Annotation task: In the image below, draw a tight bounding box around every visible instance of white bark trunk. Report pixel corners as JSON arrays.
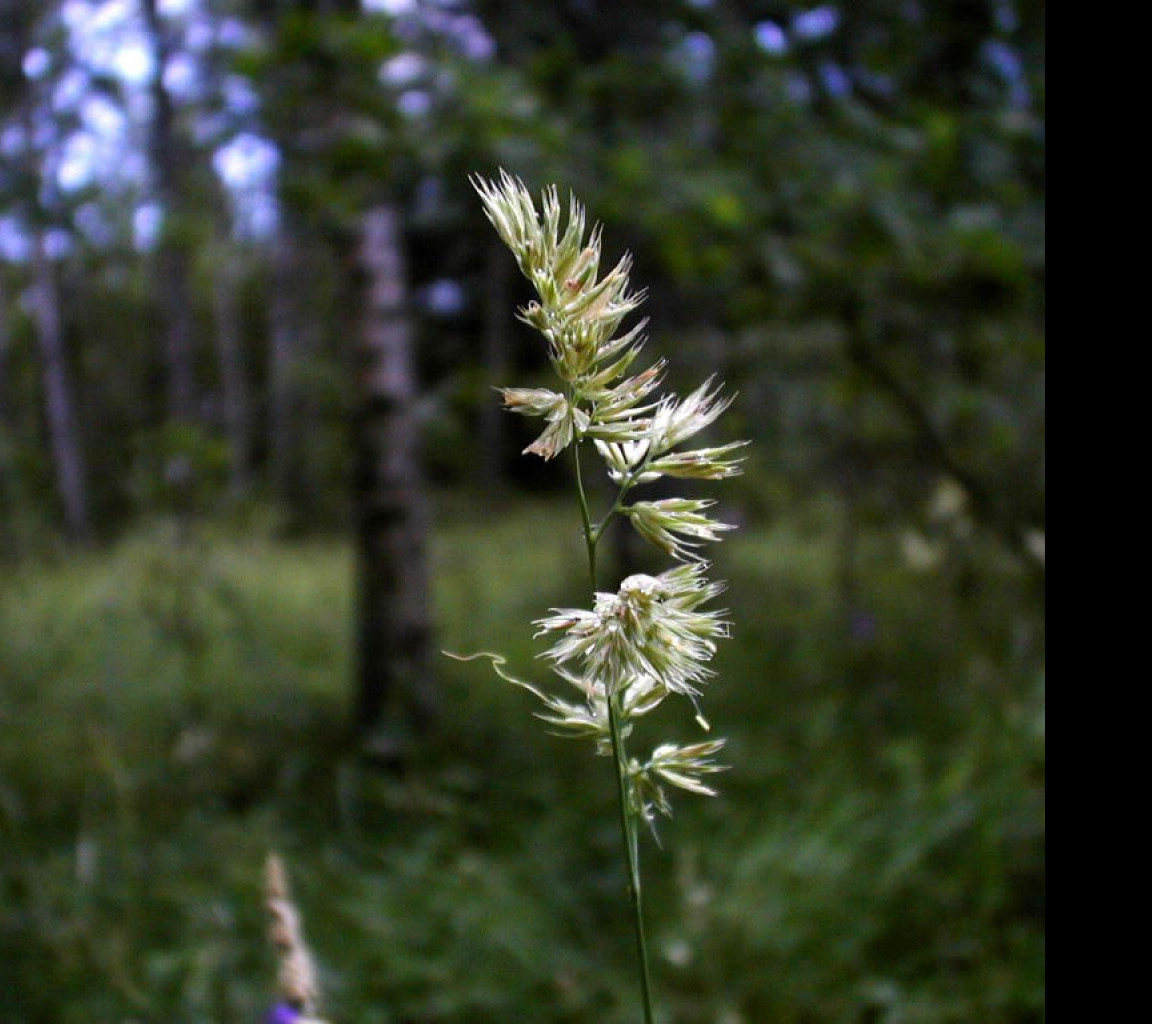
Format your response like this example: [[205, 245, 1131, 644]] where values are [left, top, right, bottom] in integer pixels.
[[354, 204, 434, 739]]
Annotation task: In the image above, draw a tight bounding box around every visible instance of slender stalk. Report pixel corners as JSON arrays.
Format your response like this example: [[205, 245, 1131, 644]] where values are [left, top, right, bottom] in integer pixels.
[[590, 478, 635, 548], [608, 695, 657, 1024], [573, 440, 598, 586], [471, 174, 741, 1024], [575, 440, 656, 1024]]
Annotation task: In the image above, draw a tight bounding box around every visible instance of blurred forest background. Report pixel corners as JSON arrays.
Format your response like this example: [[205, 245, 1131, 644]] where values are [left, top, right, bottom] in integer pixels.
[[0, 0, 1044, 1021]]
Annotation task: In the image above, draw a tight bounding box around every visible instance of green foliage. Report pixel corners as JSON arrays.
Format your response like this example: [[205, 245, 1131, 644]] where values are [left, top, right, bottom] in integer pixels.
[[1, 0, 1043, 558], [241, 10, 406, 224], [128, 423, 234, 518], [1, 502, 1043, 1021]]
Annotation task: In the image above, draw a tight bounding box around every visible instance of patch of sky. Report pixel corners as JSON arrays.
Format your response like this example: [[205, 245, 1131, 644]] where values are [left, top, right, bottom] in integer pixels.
[[23, 47, 53, 80], [53, 92, 135, 194], [213, 134, 281, 240], [163, 51, 200, 101], [222, 75, 260, 117], [754, 21, 788, 56], [424, 12, 494, 61], [452, 15, 495, 61], [1, 124, 27, 159], [60, 0, 152, 85], [420, 279, 466, 317], [213, 132, 279, 192], [363, 0, 418, 14], [110, 42, 153, 85], [398, 90, 433, 119], [672, 31, 716, 83], [221, 18, 251, 49], [44, 228, 73, 260], [0, 216, 32, 262], [982, 39, 1029, 107], [52, 68, 91, 114], [74, 202, 116, 247], [380, 53, 427, 87], [792, 5, 840, 41], [82, 93, 124, 137], [133, 202, 163, 251], [57, 133, 99, 191], [818, 60, 852, 98], [381, 2, 494, 61], [64, 0, 133, 38], [185, 17, 213, 53], [28, 108, 56, 151], [235, 193, 279, 241]]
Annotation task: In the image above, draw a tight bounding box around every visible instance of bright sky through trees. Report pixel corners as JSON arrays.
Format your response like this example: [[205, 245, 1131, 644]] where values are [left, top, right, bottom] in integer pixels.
[[3, 0, 1033, 259], [4, 0, 510, 253], [1, 0, 275, 254]]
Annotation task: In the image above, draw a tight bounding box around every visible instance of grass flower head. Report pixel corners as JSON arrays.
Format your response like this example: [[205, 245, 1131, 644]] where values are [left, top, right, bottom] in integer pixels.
[[459, 171, 748, 1024]]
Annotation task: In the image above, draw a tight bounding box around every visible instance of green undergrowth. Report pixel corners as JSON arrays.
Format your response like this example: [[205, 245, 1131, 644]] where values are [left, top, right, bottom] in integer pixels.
[[0, 499, 1044, 1023]]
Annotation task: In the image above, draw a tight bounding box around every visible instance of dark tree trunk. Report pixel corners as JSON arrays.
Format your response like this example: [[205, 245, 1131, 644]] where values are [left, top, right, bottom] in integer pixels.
[[268, 228, 296, 506], [0, 275, 9, 429], [268, 223, 322, 525], [0, 273, 12, 558], [354, 204, 435, 742], [142, 0, 198, 426], [211, 245, 252, 495], [31, 235, 90, 542], [479, 237, 512, 486]]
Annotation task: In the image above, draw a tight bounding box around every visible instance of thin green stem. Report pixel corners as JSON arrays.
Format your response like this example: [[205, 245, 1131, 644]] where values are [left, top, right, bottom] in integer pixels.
[[590, 479, 634, 548], [573, 439, 656, 1024], [589, 445, 661, 547], [574, 441, 598, 586], [608, 695, 657, 1024]]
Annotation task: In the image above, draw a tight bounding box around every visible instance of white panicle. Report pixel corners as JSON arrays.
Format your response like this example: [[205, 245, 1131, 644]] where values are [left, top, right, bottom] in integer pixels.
[[465, 171, 748, 827], [460, 171, 751, 1024]]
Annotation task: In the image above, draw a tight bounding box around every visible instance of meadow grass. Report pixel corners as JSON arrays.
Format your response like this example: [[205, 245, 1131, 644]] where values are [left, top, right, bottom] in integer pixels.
[[0, 499, 1044, 1023]]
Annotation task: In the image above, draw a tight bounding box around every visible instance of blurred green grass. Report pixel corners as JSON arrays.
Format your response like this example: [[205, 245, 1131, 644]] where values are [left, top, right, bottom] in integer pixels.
[[0, 499, 1044, 1023]]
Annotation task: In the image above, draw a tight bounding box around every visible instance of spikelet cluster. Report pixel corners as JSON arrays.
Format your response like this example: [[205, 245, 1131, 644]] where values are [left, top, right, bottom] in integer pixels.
[[265, 854, 327, 1023], [473, 171, 746, 483], [470, 172, 747, 828]]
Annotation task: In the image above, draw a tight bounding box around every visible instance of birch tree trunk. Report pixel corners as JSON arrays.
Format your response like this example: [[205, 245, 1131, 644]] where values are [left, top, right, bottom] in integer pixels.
[[354, 204, 434, 742], [31, 235, 90, 542]]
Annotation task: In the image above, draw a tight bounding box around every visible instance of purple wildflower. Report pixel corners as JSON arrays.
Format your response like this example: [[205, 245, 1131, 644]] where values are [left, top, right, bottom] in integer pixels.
[[266, 1004, 300, 1024]]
